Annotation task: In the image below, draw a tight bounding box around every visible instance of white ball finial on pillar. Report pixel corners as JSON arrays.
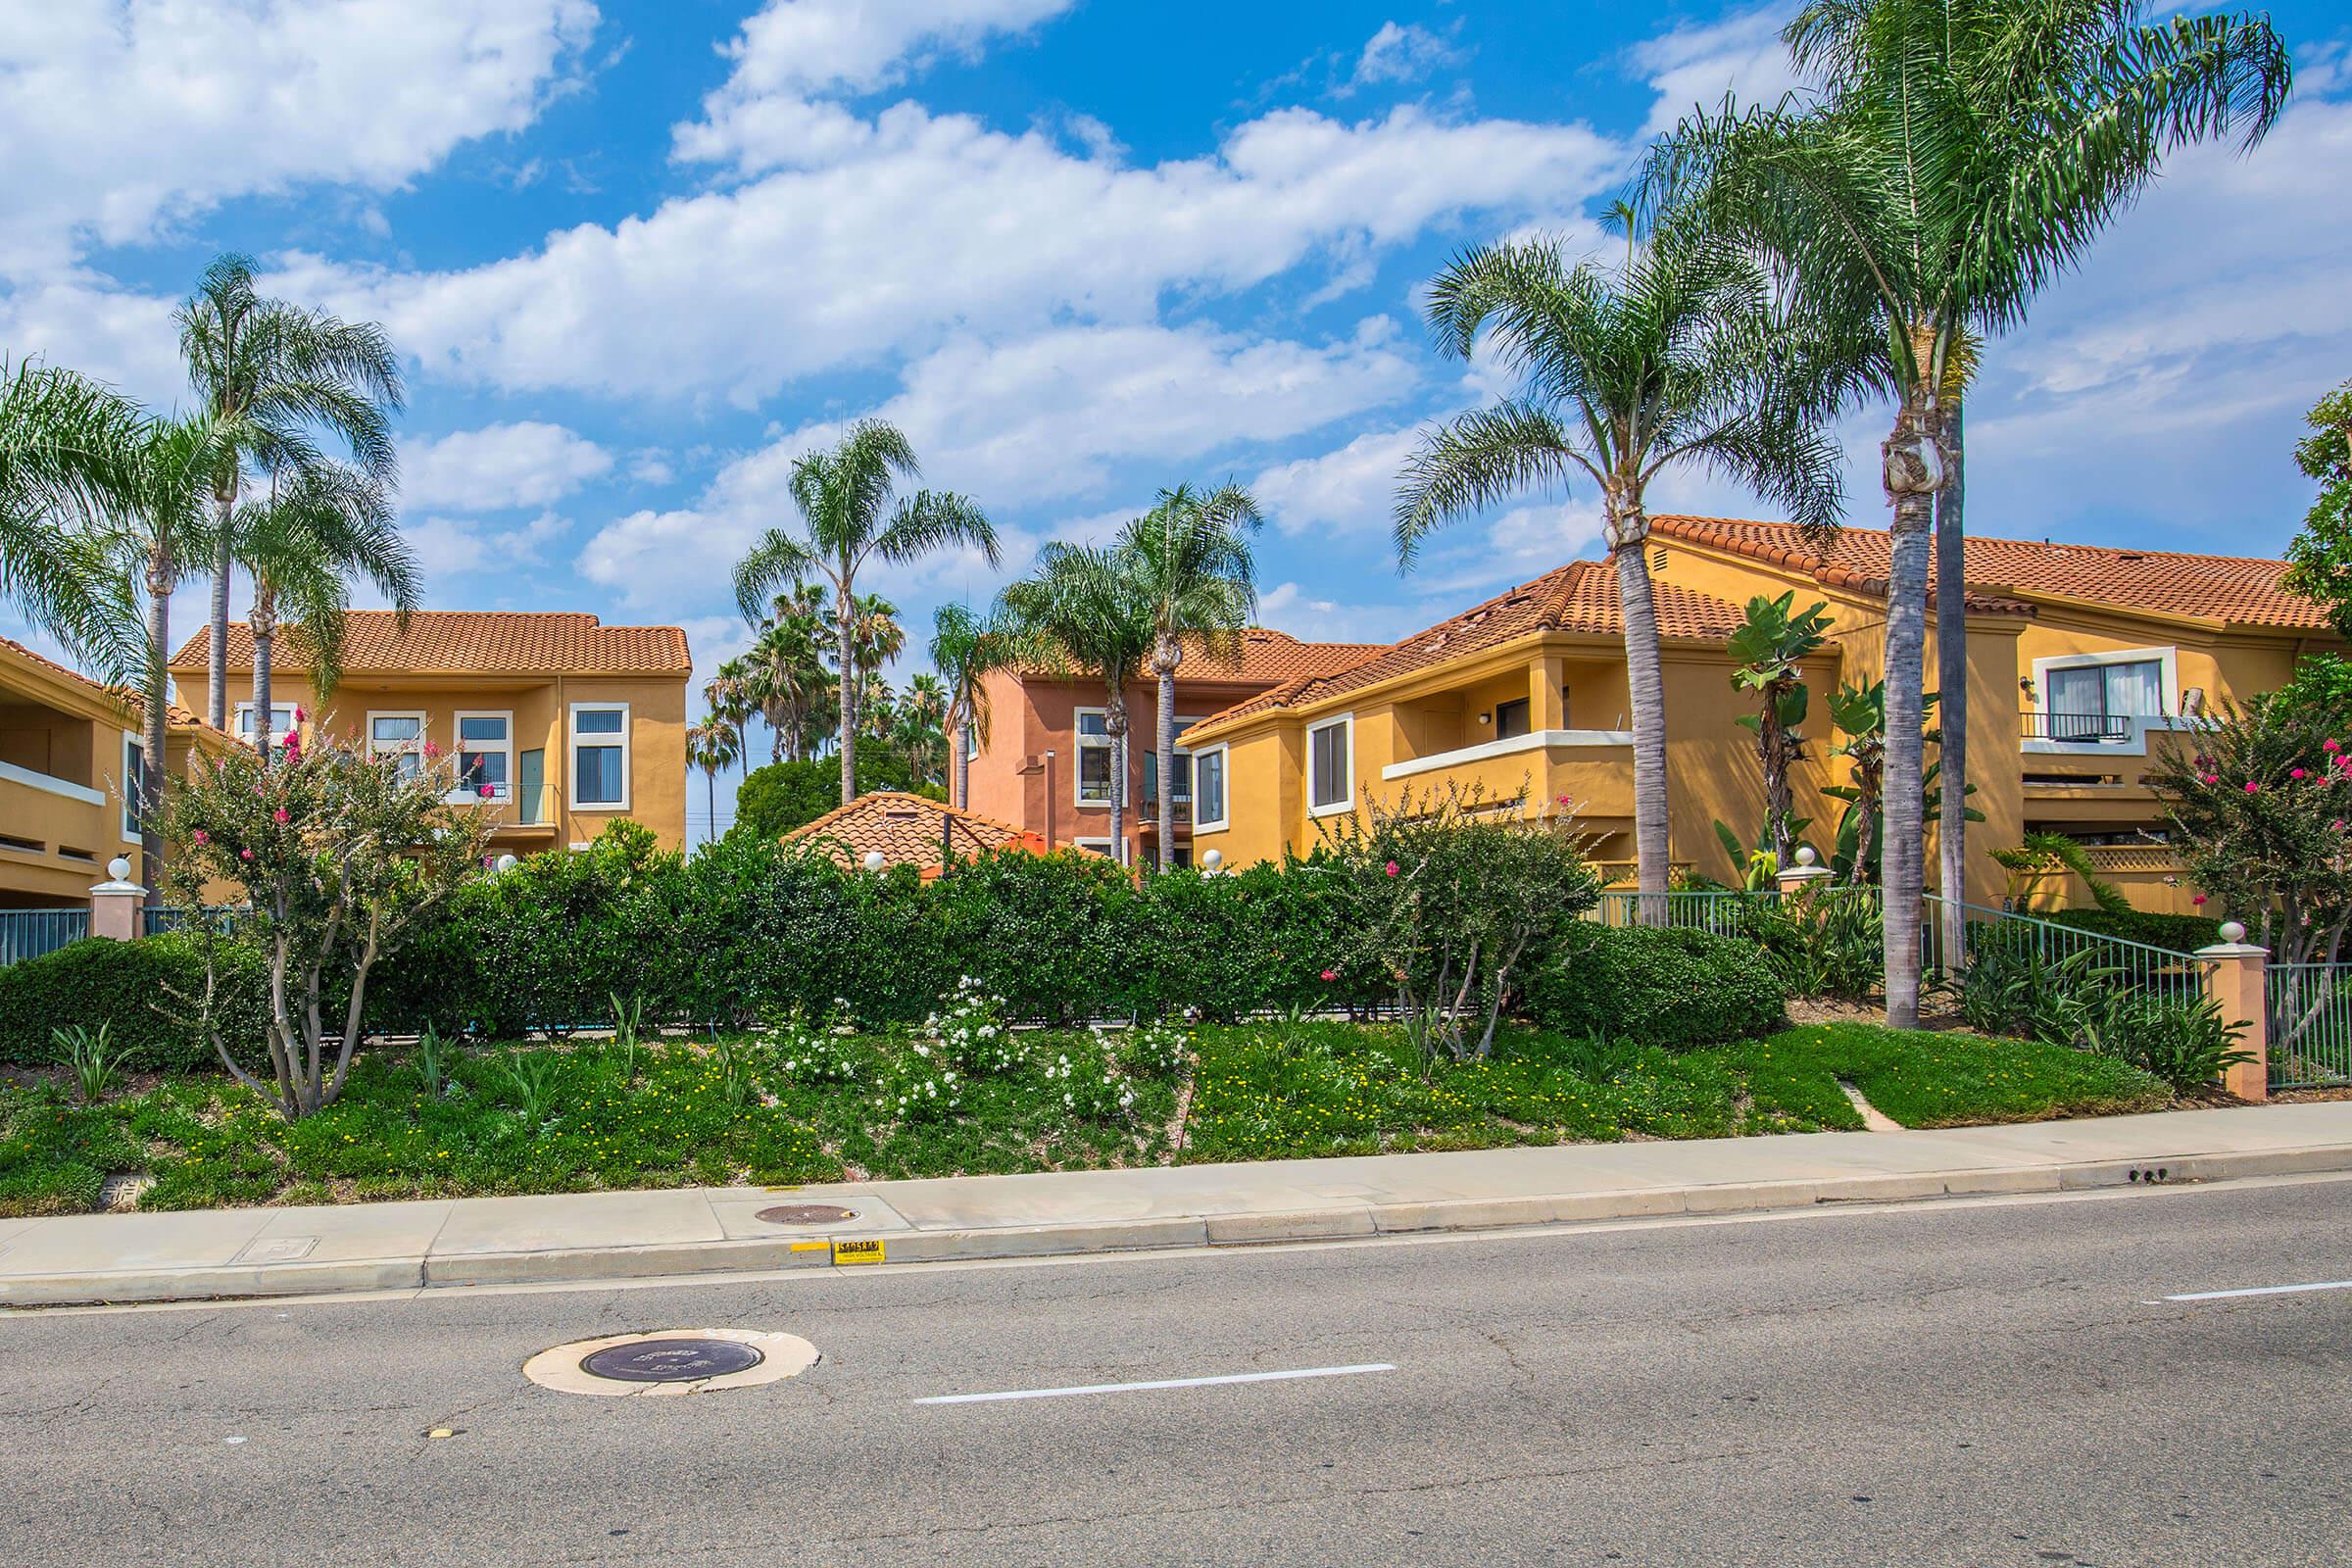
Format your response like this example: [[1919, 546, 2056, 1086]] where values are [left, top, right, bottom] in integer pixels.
[[2219, 920, 2247, 945], [495, 854, 518, 875], [107, 856, 131, 882], [1201, 849, 1223, 874], [863, 850, 887, 873]]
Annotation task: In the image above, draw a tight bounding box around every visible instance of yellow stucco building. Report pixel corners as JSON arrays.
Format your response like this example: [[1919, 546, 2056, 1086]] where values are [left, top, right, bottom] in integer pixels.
[[1, 635, 235, 907], [1181, 515, 2340, 912], [169, 611, 693, 857]]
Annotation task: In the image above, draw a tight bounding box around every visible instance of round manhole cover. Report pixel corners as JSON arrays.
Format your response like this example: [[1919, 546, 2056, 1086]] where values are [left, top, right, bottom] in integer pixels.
[[581, 1337, 765, 1383], [757, 1203, 859, 1225], [524, 1329, 820, 1397]]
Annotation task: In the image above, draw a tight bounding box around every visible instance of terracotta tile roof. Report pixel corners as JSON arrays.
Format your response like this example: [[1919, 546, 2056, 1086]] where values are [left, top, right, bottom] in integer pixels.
[[785, 791, 1105, 875], [166, 611, 692, 676], [0, 634, 229, 739], [1186, 560, 1747, 732], [1650, 514, 2328, 628], [1215, 628, 1390, 684]]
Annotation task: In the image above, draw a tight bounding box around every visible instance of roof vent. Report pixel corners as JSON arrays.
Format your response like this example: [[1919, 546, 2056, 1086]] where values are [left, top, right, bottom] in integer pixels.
[[2118, 552, 2144, 564]]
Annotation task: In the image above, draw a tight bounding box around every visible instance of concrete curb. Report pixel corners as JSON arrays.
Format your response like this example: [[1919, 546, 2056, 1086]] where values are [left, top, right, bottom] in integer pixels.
[[9, 1137, 2351, 1308]]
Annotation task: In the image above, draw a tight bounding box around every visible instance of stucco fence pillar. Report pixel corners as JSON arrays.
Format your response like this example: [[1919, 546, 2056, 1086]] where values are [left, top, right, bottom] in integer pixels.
[[88, 858, 146, 943], [2196, 922, 2268, 1103]]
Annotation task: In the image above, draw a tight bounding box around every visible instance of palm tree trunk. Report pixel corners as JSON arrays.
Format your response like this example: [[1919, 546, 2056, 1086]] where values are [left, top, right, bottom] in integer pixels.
[[1106, 690, 1128, 866], [1935, 400, 1968, 967], [706, 768, 717, 849], [1881, 401, 1937, 1029], [836, 582, 857, 806], [954, 722, 971, 810], [1761, 699, 1794, 865], [140, 553, 172, 907], [1609, 488, 1671, 927], [1155, 647, 1179, 873], [206, 490, 233, 731], [250, 589, 276, 760]]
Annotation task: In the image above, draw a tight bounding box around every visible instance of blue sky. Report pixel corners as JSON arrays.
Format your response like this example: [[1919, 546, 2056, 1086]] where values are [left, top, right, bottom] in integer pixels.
[[5, 1, 2349, 837]]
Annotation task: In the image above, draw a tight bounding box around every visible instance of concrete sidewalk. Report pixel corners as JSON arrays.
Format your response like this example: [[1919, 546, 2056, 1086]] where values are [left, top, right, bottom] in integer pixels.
[[5, 1102, 2350, 1307]]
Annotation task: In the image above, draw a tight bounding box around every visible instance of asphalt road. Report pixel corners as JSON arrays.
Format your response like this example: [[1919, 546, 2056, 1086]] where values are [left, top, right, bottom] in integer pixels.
[[3, 1175, 2348, 1567]]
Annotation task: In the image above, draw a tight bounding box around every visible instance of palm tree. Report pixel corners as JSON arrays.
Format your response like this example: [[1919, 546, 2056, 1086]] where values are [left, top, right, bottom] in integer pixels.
[[930, 602, 1018, 809], [895, 673, 950, 785], [0, 360, 148, 674], [1395, 214, 1849, 921], [704, 660, 759, 778], [1728, 591, 1835, 865], [175, 253, 405, 730], [109, 415, 235, 899], [1124, 483, 1264, 869], [1651, 0, 2291, 1021], [227, 462, 420, 757], [731, 419, 998, 806], [687, 715, 741, 846], [998, 543, 1154, 864], [746, 603, 833, 763]]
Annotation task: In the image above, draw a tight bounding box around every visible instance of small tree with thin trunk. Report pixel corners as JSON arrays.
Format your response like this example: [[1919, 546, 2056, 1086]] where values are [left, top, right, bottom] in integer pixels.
[[731, 420, 999, 807], [159, 735, 493, 1118], [1728, 590, 1832, 866], [930, 602, 1016, 810]]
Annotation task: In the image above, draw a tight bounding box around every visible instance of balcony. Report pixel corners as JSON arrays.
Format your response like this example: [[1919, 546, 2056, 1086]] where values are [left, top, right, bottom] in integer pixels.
[[2020, 711, 2181, 757], [1380, 728, 1636, 817]]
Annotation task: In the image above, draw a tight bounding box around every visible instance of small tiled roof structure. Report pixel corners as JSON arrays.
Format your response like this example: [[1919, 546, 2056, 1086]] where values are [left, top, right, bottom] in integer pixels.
[[1, 634, 229, 740], [1649, 514, 2327, 628], [1187, 559, 1748, 732], [785, 791, 1102, 876], [1014, 626, 1386, 687], [167, 611, 692, 676]]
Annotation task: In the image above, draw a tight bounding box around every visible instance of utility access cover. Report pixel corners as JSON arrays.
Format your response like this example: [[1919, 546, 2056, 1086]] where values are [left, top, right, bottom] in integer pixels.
[[757, 1203, 859, 1226], [582, 1338, 764, 1383], [524, 1329, 820, 1397]]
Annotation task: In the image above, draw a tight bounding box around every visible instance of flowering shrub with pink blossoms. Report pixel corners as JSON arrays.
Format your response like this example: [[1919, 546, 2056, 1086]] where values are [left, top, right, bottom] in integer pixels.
[[2147, 696, 2352, 975], [157, 734, 495, 1118], [1313, 779, 1599, 1062]]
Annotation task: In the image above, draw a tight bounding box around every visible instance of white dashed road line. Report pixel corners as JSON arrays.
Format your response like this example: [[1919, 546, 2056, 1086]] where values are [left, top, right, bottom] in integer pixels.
[[914, 1362, 1396, 1405]]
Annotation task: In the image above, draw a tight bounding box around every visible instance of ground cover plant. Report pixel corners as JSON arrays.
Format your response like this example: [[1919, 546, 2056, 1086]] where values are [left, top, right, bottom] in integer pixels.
[[0, 1014, 2168, 1217]]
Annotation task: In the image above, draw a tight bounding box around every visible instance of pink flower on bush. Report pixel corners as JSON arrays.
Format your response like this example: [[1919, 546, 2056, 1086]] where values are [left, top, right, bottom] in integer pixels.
[[2292, 768, 2307, 780], [238, 849, 254, 860], [2328, 739, 2341, 753], [2192, 894, 2208, 906], [1555, 794, 1571, 807], [1319, 969, 1338, 982], [2202, 773, 2220, 785], [271, 808, 290, 824], [1384, 860, 1398, 877], [292, 706, 305, 724], [191, 829, 209, 845], [2245, 781, 2261, 794], [422, 740, 440, 760]]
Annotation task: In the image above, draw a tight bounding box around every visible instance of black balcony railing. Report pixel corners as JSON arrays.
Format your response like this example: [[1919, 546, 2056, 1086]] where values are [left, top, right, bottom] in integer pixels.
[[2022, 711, 2132, 744]]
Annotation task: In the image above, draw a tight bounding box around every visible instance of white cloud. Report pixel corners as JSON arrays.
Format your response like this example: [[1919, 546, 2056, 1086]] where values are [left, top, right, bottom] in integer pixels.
[[401, 510, 570, 583], [282, 104, 1618, 403], [675, 0, 1078, 173], [0, 0, 599, 274], [1344, 22, 1465, 95], [0, 271, 183, 407], [626, 450, 676, 486], [1255, 581, 1421, 646], [1252, 423, 1426, 537], [573, 317, 1416, 610], [1632, 4, 1806, 135], [401, 421, 612, 512]]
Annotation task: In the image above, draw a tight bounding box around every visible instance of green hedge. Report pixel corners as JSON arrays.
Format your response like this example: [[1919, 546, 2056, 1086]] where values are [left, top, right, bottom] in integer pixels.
[[367, 829, 1384, 1036], [0, 935, 270, 1071], [1518, 924, 1788, 1051], [2039, 908, 2223, 954]]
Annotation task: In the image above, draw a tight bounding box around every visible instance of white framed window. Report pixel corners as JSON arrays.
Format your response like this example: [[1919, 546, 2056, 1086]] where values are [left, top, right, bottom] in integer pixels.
[[233, 702, 299, 749], [570, 702, 630, 810], [1193, 743, 1229, 832], [453, 710, 513, 802], [1074, 707, 1112, 808], [367, 711, 428, 780], [2034, 646, 2177, 741], [1072, 836, 1114, 857], [963, 723, 979, 760], [1307, 713, 1354, 815], [121, 732, 146, 842]]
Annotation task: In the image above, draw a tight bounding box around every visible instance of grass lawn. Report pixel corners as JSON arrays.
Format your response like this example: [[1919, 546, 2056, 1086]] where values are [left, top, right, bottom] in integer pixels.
[[0, 1019, 2170, 1217]]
